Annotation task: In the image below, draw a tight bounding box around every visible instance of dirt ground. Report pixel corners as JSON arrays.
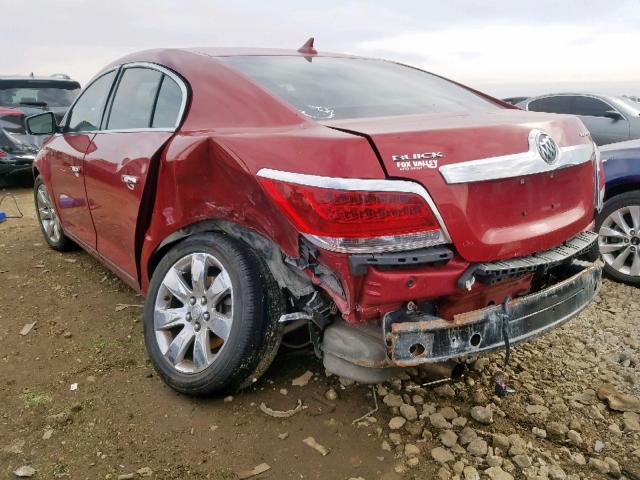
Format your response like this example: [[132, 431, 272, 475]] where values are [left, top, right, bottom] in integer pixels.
[[1, 185, 639, 480]]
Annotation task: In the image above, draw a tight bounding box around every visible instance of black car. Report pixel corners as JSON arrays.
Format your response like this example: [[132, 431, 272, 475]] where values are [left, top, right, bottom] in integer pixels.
[[0, 75, 80, 185]]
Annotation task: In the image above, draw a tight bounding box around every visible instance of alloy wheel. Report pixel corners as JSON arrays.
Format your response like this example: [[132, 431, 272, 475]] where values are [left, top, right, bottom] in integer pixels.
[[154, 252, 234, 374], [598, 205, 640, 277], [36, 184, 62, 244]]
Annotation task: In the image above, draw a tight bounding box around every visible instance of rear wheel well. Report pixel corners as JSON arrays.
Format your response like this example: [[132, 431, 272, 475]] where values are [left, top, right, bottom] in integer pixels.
[[146, 220, 314, 299], [604, 181, 640, 202]]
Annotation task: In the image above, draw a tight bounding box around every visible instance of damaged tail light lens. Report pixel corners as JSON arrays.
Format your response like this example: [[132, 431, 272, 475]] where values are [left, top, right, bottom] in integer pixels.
[[258, 170, 449, 253], [260, 179, 438, 237]]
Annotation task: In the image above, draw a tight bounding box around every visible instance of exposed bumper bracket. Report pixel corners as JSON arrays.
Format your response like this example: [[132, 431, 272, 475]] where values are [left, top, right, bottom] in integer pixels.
[[384, 260, 602, 367]]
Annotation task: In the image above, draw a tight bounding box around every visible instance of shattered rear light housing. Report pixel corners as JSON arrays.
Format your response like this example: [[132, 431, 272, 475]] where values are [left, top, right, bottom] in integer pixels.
[[257, 169, 450, 253]]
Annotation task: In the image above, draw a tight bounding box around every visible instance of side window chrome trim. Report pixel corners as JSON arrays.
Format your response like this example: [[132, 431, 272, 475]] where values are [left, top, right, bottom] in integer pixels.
[[439, 130, 595, 184], [66, 62, 189, 135], [256, 168, 452, 243], [107, 62, 189, 132]]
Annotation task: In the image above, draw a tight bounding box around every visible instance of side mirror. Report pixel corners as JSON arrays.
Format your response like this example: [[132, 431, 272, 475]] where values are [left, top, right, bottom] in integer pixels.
[[604, 110, 624, 121], [25, 112, 57, 135]]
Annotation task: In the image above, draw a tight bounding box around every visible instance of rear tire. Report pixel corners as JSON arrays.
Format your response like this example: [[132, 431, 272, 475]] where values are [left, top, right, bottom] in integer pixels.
[[143, 233, 284, 395], [34, 175, 73, 251], [596, 191, 640, 286]]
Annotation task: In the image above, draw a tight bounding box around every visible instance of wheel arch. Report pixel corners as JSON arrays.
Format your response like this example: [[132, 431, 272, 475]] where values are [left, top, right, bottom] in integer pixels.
[[604, 179, 640, 202], [146, 219, 314, 300]]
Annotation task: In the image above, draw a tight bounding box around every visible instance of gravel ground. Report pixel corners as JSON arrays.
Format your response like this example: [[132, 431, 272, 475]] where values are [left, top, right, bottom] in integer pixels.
[[0, 185, 639, 480]]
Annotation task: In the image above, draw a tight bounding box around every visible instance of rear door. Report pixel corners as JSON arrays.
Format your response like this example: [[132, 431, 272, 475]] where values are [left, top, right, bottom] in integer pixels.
[[46, 70, 117, 248], [83, 64, 186, 281]]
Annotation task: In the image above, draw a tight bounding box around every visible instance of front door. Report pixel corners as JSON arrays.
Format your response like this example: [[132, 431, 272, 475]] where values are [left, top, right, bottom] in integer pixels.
[[48, 70, 117, 248], [83, 65, 185, 281], [46, 133, 96, 246]]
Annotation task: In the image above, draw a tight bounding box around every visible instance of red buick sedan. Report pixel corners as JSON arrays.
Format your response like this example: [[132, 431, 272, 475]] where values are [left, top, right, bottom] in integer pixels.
[[26, 41, 603, 395]]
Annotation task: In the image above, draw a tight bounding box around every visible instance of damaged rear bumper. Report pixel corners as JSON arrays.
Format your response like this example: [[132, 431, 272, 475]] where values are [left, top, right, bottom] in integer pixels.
[[384, 260, 602, 367]]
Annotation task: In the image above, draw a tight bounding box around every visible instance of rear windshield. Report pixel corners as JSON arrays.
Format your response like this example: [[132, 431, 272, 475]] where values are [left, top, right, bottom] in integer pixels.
[[0, 80, 81, 108], [222, 56, 500, 120]]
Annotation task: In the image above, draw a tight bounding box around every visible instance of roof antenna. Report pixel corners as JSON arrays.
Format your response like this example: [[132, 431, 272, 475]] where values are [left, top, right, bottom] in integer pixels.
[[297, 37, 317, 55]]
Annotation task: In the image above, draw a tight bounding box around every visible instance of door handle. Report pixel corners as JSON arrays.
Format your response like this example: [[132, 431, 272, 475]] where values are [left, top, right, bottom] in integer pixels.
[[121, 174, 139, 190], [70, 165, 81, 177]]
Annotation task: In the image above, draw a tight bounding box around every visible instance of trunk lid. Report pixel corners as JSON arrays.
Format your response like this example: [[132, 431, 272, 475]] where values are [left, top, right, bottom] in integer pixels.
[[324, 110, 596, 262]]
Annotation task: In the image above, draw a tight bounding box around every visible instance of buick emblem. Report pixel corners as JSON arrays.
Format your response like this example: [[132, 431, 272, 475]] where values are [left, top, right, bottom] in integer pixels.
[[535, 132, 559, 164]]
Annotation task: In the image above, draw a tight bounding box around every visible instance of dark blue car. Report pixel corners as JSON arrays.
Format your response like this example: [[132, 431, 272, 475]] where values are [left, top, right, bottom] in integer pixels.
[[597, 139, 640, 285]]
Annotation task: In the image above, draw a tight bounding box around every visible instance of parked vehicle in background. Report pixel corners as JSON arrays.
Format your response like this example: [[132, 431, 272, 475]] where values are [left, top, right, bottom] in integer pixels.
[[0, 74, 80, 121], [0, 107, 39, 185], [502, 96, 528, 105], [0, 75, 80, 185], [597, 139, 640, 285], [26, 42, 603, 396], [518, 93, 640, 146]]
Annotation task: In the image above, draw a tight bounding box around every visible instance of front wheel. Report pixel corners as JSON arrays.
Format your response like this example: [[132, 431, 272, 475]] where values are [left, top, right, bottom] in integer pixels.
[[596, 191, 640, 285], [34, 175, 73, 251], [143, 233, 284, 395]]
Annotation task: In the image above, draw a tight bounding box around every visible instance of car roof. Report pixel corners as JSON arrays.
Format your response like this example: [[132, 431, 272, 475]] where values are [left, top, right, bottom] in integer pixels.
[[523, 92, 619, 103], [521, 93, 640, 113], [185, 46, 358, 58], [0, 75, 78, 81]]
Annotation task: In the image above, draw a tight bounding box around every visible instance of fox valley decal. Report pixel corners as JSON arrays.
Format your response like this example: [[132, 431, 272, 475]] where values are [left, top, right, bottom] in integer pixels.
[[391, 152, 443, 171]]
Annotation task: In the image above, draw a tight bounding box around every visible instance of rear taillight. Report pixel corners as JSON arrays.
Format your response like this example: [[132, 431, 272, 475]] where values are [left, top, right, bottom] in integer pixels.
[[257, 169, 450, 253], [0, 149, 6, 158]]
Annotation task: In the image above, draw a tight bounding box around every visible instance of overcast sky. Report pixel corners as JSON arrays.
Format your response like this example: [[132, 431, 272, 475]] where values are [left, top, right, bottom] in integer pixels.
[[3, 0, 639, 97]]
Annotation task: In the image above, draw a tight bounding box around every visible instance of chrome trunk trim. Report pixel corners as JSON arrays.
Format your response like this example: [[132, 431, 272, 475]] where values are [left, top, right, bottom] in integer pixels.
[[439, 130, 594, 184]]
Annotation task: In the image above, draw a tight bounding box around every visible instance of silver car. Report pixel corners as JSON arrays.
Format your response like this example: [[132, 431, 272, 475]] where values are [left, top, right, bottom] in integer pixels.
[[518, 93, 640, 146]]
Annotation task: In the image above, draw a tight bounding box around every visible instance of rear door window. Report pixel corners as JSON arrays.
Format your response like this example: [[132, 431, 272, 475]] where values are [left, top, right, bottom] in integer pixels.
[[151, 75, 183, 128], [107, 67, 162, 130], [527, 96, 574, 114], [67, 71, 117, 132]]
